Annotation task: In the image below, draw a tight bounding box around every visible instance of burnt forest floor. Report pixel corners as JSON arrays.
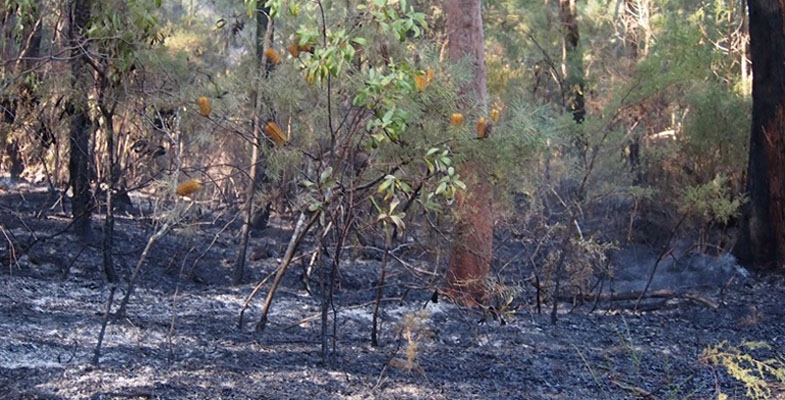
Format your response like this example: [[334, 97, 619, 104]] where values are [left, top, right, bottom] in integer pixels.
[[1, 183, 785, 400]]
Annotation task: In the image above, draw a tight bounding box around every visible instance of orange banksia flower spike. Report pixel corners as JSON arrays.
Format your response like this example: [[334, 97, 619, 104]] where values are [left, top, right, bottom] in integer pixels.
[[264, 48, 282, 65], [450, 113, 464, 126], [414, 69, 435, 92], [263, 120, 287, 146], [176, 179, 203, 197], [491, 108, 500, 123], [477, 117, 492, 139], [415, 74, 427, 92], [197, 96, 211, 117], [288, 43, 300, 58]]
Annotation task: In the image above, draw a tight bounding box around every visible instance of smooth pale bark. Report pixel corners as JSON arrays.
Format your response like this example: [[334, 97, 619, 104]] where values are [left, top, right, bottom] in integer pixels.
[[444, 0, 493, 306]]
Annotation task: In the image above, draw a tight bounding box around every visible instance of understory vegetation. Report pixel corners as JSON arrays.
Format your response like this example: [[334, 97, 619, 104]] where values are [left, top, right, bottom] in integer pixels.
[[2, 0, 783, 398]]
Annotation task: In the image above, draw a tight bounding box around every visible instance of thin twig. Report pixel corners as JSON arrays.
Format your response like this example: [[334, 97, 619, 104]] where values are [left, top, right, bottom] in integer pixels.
[[634, 214, 687, 311]]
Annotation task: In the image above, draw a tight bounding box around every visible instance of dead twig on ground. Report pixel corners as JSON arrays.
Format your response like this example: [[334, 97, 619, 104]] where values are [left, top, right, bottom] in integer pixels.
[[609, 378, 656, 399]]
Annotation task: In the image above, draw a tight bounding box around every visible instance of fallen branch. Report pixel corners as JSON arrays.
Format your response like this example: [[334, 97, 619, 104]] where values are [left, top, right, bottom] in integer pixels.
[[115, 221, 172, 318], [562, 289, 719, 309], [254, 210, 320, 332]]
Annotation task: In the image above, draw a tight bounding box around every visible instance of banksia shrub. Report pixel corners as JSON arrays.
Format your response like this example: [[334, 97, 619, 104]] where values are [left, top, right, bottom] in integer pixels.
[[263, 120, 287, 145], [176, 179, 203, 197], [197, 97, 211, 117]]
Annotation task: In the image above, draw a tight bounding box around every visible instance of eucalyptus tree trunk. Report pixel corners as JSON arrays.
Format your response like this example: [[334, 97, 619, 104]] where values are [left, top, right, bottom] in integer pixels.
[[444, 0, 493, 306], [735, 0, 785, 269], [68, 0, 95, 240]]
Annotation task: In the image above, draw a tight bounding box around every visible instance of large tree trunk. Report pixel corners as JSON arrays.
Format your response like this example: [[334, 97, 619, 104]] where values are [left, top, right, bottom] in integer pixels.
[[735, 0, 785, 269], [68, 0, 94, 240], [444, 0, 493, 306]]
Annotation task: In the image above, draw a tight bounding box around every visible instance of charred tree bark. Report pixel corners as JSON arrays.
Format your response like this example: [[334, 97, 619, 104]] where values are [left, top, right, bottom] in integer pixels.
[[735, 0, 785, 269], [234, 4, 272, 285], [624, 0, 642, 184], [444, 0, 493, 306], [559, 0, 585, 124], [67, 0, 95, 240]]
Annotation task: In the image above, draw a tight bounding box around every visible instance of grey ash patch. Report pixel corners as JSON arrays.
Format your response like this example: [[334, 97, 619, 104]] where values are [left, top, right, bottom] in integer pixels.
[[1, 189, 784, 399]]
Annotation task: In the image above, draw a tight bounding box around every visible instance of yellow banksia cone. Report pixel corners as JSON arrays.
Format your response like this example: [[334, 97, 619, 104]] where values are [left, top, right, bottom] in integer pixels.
[[477, 117, 492, 139], [197, 96, 211, 117], [414, 74, 427, 92], [176, 179, 203, 197], [263, 120, 287, 146], [450, 113, 464, 126], [491, 108, 500, 123], [414, 69, 435, 92], [264, 48, 282, 65]]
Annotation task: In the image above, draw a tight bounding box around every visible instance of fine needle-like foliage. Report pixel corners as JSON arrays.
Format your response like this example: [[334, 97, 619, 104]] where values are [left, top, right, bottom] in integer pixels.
[[700, 341, 785, 400]]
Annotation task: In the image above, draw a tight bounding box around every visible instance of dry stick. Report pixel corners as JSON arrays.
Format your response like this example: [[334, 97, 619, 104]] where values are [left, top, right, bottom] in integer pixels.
[[634, 214, 687, 311], [320, 207, 354, 363], [237, 268, 278, 328], [0, 225, 20, 274], [255, 211, 320, 332], [93, 123, 121, 365], [190, 213, 239, 280], [609, 379, 656, 399], [92, 284, 117, 365], [550, 219, 576, 325], [166, 246, 196, 363], [371, 227, 392, 347], [283, 297, 405, 331], [374, 327, 406, 391], [566, 289, 719, 309], [115, 221, 173, 318]]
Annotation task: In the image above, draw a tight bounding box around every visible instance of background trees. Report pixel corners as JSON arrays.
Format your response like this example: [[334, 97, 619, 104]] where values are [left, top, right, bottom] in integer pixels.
[[4, 1, 785, 398], [0, 0, 768, 337]]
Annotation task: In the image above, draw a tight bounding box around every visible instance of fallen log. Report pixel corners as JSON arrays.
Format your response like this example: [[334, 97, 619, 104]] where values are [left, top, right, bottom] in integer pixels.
[[558, 289, 719, 310]]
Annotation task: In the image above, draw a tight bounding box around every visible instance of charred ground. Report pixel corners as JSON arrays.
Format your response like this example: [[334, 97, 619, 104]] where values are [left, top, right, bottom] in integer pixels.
[[1, 184, 784, 400]]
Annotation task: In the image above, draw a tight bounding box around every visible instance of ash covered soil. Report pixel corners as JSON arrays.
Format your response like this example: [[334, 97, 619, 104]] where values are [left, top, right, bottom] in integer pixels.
[[1, 187, 784, 400]]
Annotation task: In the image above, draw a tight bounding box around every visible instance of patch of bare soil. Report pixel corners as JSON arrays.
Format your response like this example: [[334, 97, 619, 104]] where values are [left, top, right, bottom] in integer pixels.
[[1, 185, 784, 400]]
